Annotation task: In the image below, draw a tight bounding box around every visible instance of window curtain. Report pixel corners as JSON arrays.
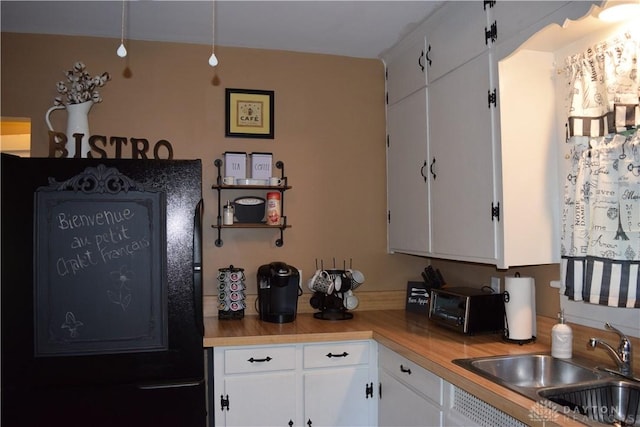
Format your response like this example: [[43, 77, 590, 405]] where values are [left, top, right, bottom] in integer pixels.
[[561, 30, 640, 308]]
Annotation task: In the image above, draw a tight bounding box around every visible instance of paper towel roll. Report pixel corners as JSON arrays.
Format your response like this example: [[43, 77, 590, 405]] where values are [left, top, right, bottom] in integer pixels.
[[505, 276, 536, 340]]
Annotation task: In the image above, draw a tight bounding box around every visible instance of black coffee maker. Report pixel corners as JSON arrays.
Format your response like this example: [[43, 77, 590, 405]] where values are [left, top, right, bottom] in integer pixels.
[[257, 262, 301, 323]]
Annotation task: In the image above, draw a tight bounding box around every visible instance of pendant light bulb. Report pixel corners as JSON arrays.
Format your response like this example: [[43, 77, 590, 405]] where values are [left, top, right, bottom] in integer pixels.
[[208, 52, 219, 67], [117, 0, 127, 59], [117, 43, 128, 58], [209, 0, 219, 67]]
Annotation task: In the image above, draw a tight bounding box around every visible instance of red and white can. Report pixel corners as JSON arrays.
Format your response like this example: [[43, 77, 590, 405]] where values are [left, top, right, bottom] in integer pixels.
[[266, 192, 281, 225]]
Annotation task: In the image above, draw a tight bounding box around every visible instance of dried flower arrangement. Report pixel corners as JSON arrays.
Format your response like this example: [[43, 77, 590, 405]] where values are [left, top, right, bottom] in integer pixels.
[[53, 61, 111, 106]]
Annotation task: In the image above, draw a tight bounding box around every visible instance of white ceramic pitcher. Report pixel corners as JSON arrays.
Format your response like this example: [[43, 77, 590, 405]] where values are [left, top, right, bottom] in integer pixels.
[[45, 100, 93, 158]]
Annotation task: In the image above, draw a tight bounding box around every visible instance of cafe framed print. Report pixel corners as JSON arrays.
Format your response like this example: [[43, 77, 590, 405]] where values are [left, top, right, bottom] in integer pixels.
[[225, 88, 275, 139]]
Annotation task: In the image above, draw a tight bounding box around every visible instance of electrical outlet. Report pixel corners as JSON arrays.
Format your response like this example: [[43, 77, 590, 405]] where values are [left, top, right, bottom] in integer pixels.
[[490, 277, 500, 293]]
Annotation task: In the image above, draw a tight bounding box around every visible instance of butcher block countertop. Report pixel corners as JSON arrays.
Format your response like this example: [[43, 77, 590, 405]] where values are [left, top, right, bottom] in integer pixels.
[[204, 310, 631, 427]]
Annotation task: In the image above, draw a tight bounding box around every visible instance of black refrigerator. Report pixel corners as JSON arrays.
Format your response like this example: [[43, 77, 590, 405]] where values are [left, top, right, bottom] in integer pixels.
[[1, 154, 206, 427]]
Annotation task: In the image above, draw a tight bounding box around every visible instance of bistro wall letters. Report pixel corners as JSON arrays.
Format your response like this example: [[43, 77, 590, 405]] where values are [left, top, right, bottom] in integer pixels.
[[49, 131, 175, 159]]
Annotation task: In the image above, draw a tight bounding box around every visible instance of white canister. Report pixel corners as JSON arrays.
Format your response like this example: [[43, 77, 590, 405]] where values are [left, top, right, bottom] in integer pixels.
[[266, 192, 281, 225]]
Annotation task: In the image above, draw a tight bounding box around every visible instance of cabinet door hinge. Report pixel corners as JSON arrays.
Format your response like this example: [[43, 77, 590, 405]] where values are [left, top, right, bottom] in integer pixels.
[[220, 394, 230, 411], [491, 202, 500, 222], [366, 382, 374, 399], [485, 21, 497, 45], [483, 0, 496, 10], [488, 88, 497, 108]]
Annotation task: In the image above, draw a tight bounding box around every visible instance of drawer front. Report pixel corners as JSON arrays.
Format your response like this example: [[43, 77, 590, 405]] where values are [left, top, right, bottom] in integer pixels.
[[303, 341, 370, 369], [379, 345, 443, 405], [223, 345, 296, 374]]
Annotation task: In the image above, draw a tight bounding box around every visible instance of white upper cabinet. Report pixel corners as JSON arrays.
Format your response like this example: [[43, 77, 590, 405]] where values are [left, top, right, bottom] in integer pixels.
[[386, 88, 430, 255], [385, 37, 427, 106], [425, 1, 490, 84], [428, 51, 496, 262], [384, 0, 600, 268]]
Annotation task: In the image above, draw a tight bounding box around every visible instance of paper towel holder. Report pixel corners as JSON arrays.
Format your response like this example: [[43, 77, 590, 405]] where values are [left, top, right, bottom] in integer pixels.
[[503, 272, 537, 345]]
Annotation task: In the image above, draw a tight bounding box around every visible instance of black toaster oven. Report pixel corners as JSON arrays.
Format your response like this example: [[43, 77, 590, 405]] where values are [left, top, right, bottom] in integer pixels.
[[428, 287, 505, 335]]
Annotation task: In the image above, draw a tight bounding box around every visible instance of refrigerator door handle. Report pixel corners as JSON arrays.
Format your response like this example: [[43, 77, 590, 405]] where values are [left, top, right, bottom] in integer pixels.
[[193, 199, 205, 337], [137, 379, 204, 390]]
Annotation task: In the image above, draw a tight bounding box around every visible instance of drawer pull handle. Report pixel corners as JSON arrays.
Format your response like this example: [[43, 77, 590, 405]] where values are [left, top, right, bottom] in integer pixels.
[[400, 364, 412, 374], [247, 356, 272, 363], [326, 351, 349, 358]]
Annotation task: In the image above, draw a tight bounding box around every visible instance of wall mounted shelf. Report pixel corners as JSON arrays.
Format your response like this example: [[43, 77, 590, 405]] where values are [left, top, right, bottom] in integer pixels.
[[212, 158, 291, 247]]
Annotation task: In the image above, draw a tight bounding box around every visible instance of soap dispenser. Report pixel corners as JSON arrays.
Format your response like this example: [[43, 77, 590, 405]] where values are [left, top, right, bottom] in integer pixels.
[[551, 309, 573, 359]]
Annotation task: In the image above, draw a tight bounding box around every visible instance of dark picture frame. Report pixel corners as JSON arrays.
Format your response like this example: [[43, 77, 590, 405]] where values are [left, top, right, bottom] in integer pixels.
[[225, 88, 275, 139]]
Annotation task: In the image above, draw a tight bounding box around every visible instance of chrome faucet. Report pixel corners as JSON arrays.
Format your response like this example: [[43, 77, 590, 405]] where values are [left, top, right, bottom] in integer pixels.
[[588, 323, 633, 378]]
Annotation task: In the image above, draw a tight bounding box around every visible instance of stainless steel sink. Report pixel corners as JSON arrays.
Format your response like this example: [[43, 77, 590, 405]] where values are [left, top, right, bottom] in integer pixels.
[[539, 380, 640, 426], [452, 353, 640, 426], [453, 353, 601, 389]]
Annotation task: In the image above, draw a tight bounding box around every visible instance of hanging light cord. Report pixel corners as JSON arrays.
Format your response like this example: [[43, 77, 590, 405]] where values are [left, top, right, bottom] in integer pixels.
[[208, 0, 219, 66], [117, 0, 127, 57]]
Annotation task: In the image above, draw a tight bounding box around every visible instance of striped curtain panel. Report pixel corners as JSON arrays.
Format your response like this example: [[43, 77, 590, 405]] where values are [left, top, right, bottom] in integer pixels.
[[561, 28, 640, 308]]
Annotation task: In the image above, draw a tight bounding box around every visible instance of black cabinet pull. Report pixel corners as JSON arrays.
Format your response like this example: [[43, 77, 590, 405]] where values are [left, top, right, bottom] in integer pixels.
[[288, 420, 294, 427], [430, 158, 436, 180], [307, 419, 313, 427], [418, 50, 425, 72], [326, 351, 349, 358], [247, 356, 272, 363], [420, 160, 427, 182], [400, 364, 412, 375], [426, 44, 432, 67]]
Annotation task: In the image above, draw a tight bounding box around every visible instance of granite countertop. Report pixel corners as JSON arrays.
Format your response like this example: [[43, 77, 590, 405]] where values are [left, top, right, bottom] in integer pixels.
[[204, 310, 591, 426]]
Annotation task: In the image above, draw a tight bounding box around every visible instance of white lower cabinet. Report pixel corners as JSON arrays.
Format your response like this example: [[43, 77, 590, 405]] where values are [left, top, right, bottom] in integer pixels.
[[303, 341, 377, 427], [223, 371, 297, 427], [378, 344, 443, 427], [379, 370, 443, 427], [213, 340, 377, 427], [377, 345, 526, 427]]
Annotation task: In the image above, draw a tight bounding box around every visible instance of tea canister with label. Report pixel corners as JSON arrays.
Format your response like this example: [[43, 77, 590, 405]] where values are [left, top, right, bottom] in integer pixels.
[[266, 192, 281, 225]]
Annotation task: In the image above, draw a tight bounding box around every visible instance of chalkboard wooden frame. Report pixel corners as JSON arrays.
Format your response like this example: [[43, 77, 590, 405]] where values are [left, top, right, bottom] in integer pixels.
[[34, 165, 168, 357]]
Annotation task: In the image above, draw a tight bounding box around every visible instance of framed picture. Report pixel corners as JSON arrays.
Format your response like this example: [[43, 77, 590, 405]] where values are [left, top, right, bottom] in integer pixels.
[[225, 88, 275, 139]]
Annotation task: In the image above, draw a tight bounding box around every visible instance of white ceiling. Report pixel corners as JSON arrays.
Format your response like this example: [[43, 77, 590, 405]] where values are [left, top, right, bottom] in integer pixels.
[[1, 1, 445, 59]]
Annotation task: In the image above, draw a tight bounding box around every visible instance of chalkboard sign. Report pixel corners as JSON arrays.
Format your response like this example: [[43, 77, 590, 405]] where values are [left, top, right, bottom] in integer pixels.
[[34, 165, 167, 356]]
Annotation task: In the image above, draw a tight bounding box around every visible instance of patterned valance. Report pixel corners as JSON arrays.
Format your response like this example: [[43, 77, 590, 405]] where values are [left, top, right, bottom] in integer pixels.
[[561, 28, 640, 308]]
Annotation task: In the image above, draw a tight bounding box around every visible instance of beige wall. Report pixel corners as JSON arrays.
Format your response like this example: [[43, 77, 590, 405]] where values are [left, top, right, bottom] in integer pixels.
[[1, 32, 561, 317]]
